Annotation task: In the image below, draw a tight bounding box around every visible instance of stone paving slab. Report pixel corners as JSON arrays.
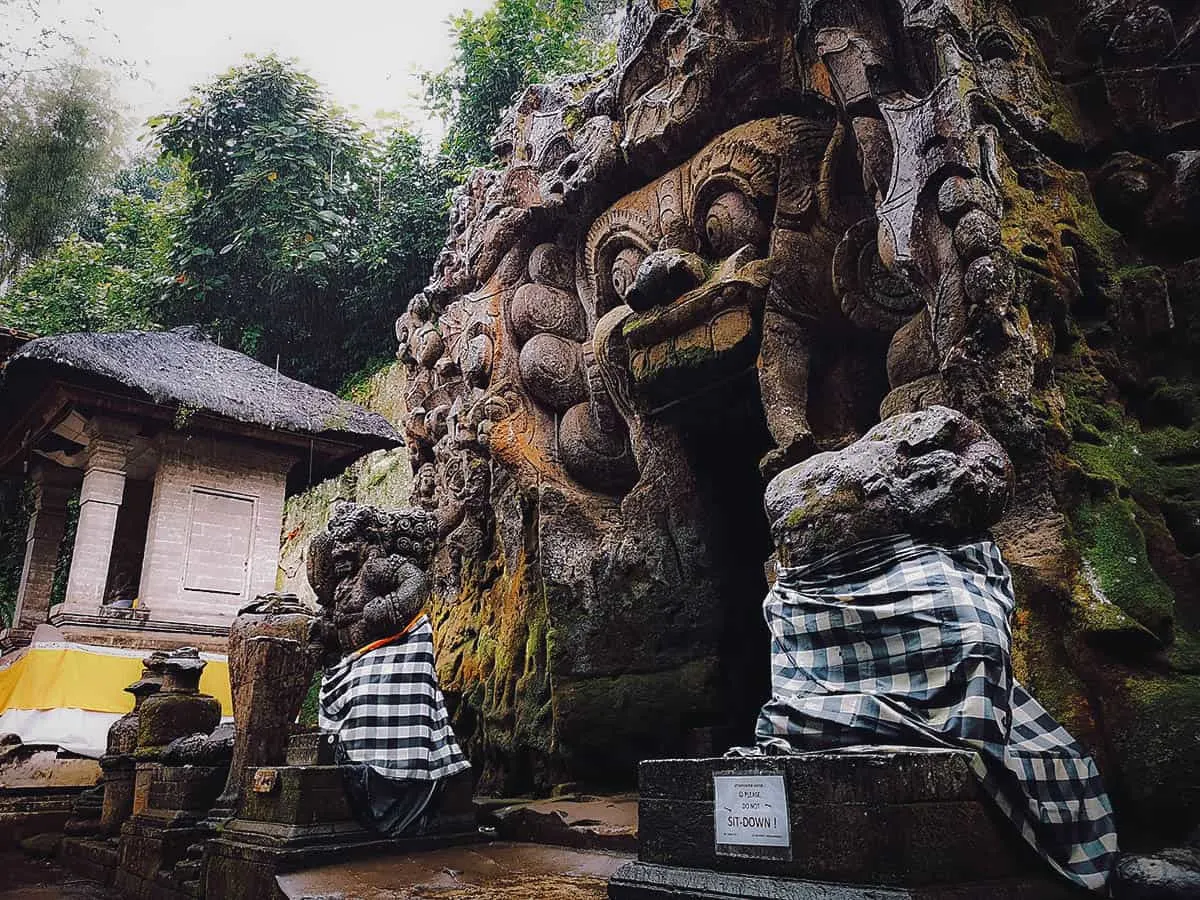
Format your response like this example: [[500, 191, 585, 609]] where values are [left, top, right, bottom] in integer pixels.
[[275, 840, 632, 899]]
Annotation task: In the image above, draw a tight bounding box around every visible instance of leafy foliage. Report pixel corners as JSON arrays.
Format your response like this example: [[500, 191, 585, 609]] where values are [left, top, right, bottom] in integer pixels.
[[0, 63, 121, 281], [152, 56, 452, 390], [1, 157, 179, 334], [424, 0, 618, 171]]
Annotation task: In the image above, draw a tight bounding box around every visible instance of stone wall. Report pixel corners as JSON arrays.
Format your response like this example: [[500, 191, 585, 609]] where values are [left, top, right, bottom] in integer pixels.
[[386, 0, 1200, 840], [139, 433, 289, 629], [277, 363, 414, 605]]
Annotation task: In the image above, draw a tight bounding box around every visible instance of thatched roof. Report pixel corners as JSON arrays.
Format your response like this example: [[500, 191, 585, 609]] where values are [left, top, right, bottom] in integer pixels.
[[9, 327, 401, 447]]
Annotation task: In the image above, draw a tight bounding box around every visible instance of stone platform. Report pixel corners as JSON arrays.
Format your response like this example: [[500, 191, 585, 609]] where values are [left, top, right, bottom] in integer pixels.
[[608, 751, 1085, 900], [201, 765, 479, 900]]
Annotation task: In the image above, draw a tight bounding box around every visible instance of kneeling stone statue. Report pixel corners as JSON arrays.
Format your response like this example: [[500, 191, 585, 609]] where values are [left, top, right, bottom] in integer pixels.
[[758, 406, 1118, 893], [307, 501, 469, 836]]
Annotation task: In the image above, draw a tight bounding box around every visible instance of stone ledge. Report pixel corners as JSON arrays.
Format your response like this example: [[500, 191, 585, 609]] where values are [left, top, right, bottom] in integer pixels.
[[50, 612, 231, 636], [59, 836, 119, 887], [608, 862, 1084, 900], [630, 753, 1066, 891]]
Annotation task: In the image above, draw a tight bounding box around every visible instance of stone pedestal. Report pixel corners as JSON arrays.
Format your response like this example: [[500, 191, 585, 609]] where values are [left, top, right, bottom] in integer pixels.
[[62, 783, 105, 836], [115, 763, 226, 900], [110, 647, 225, 899], [608, 751, 1085, 900], [201, 765, 479, 900], [100, 652, 166, 836], [209, 594, 318, 822]]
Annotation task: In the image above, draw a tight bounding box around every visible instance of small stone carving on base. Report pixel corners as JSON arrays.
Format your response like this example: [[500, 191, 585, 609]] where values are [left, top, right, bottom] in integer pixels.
[[98, 651, 167, 837]]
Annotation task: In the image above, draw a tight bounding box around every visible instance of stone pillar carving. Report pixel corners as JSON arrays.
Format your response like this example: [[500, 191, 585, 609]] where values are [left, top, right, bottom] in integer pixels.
[[131, 648, 221, 816], [6, 464, 77, 647], [62, 418, 137, 615], [99, 652, 167, 836], [209, 593, 318, 821]]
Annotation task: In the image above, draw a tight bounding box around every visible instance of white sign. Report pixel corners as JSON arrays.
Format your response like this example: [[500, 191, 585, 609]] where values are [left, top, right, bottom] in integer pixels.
[[713, 773, 790, 851]]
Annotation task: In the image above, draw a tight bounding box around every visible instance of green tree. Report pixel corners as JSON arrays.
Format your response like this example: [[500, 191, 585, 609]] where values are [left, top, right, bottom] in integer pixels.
[[1, 156, 180, 334], [424, 0, 617, 171], [0, 63, 121, 281], [344, 129, 453, 375], [154, 56, 449, 390]]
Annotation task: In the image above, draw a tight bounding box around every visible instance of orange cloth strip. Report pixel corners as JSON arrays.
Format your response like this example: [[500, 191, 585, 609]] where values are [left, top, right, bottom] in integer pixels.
[[349, 612, 426, 661]]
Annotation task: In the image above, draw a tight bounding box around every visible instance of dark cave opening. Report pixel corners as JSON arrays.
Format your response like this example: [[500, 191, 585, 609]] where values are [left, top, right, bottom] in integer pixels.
[[666, 369, 777, 752]]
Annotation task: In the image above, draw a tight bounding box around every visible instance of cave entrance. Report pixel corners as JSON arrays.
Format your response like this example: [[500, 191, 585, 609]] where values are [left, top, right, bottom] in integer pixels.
[[658, 324, 893, 751], [664, 368, 776, 750]]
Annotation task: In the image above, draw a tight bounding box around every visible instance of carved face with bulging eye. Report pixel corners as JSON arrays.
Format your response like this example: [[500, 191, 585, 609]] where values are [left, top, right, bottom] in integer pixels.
[[584, 118, 811, 413], [704, 190, 769, 258], [612, 246, 646, 301]]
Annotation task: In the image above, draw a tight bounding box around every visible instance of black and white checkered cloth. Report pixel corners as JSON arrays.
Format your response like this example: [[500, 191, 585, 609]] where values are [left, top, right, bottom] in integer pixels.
[[319, 615, 470, 782], [758, 535, 1118, 892]]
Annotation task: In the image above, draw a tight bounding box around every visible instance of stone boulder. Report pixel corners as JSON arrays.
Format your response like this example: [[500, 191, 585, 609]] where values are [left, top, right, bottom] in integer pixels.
[[765, 406, 1013, 566]]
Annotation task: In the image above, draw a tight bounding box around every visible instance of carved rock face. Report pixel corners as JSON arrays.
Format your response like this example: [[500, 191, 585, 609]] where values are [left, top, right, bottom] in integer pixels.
[[765, 406, 1013, 567], [584, 117, 829, 416], [391, 0, 1200, 829]]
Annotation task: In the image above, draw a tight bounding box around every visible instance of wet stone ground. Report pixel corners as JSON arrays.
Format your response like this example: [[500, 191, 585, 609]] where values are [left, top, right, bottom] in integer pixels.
[[0, 844, 629, 900], [275, 842, 631, 899], [0, 850, 115, 899]]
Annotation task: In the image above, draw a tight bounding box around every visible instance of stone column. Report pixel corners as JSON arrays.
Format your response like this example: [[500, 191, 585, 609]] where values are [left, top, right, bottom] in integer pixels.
[[5, 465, 77, 647], [62, 418, 137, 616]]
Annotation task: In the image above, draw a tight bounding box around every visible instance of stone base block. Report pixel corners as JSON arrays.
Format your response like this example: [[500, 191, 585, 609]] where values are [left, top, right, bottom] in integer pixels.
[[113, 764, 227, 899], [59, 836, 120, 886], [117, 815, 210, 884], [142, 764, 226, 821], [614, 752, 1084, 899], [608, 862, 1082, 899], [0, 788, 78, 847], [284, 731, 338, 766], [201, 765, 481, 900], [112, 865, 198, 900]]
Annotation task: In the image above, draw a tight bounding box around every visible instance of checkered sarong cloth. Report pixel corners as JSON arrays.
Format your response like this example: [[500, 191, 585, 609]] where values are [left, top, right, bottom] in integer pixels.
[[319, 615, 470, 782], [758, 535, 1118, 892]]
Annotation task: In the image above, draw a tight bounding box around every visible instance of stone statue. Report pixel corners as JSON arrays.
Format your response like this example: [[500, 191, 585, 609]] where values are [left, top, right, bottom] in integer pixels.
[[765, 405, 1013, 567], [134, 648, 221, 760], [391, 0, 1200, 851], [96, 652, 167, 836], [759, 406, 1118, 892], [307, 501, 438, 656], [306, 502, 470, 838]]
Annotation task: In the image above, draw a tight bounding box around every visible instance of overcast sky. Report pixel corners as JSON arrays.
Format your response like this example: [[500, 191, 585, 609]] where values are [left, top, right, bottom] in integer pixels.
[[35, 0, 497, 149]]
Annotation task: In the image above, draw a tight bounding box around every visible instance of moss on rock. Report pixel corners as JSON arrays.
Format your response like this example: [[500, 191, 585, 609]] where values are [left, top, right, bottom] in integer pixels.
[[1072, 497, 1175, 639], [1105, 673, 1200, 841]]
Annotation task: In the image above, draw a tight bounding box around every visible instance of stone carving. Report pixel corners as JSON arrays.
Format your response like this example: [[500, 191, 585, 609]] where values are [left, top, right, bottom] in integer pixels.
[[134, 648, 220, 761], [765, 406, 1012, 567], [210, 593, 320, 820], [394, 0, 1200, 843], [117, 649, 226, 897], [97, 652, 167, 836], [307, 502, 437, 655], [759, 408, 1119, 894]]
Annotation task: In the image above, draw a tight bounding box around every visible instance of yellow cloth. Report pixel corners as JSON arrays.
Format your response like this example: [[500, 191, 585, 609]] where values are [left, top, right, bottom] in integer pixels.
[[0, 647, 232, 715]]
